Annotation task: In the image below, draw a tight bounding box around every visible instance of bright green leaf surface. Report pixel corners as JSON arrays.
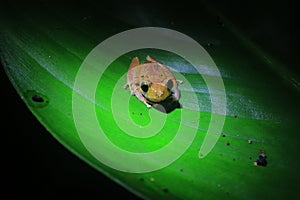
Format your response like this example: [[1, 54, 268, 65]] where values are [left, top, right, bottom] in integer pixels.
[[1, 1, 300, 199]]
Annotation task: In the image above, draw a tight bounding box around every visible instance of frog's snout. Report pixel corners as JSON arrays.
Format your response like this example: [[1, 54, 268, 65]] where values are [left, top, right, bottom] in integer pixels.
[[156, 89, 164, 96], [147, 83, 170, 102]]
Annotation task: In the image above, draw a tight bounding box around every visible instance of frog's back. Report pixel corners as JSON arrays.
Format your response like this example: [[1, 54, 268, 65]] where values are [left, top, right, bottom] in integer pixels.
[[127, 62, 175, 85]]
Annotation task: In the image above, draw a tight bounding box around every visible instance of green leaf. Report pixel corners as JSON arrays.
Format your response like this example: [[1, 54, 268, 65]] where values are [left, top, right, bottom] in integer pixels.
[[1, 1, 300, 199]]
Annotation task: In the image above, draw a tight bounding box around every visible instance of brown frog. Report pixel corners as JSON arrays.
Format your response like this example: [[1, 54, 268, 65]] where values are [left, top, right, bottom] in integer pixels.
[[124, 55, 181, 108]]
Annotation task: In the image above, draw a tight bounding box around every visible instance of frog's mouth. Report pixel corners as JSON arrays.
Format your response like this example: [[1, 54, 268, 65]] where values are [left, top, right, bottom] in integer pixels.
[[143, 93, 172, 104]]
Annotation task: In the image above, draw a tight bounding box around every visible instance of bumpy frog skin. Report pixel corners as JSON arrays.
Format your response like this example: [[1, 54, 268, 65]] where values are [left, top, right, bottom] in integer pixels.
[[124, 55, 181, 108]]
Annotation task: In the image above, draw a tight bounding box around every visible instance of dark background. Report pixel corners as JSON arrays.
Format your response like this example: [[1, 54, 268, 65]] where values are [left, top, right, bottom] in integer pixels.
[[1, 67, 142, 199], [2, 0, 298, 199], [209, 0, 298, 76]]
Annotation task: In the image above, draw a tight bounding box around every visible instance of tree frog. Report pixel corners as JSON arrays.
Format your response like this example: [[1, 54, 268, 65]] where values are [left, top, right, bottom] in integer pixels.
[[124, 55, 181, 108]]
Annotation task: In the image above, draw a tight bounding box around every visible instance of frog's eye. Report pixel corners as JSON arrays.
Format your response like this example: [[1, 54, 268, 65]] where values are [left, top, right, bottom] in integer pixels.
[[166, 79, 173, 90], [141, 82, 149, 93]]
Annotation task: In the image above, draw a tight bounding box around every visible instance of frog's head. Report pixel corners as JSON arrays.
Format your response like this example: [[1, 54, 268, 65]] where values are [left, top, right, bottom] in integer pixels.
[[140, 79, 174, 103]]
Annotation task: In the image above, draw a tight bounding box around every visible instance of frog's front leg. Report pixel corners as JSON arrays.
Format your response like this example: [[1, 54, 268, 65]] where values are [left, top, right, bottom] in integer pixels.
[[123, 83, 129, 89], [173, 86, 180, 101], [172, 80, 183, 100], [123, 83, 135, 96], [177, 80, 183, 84], [133, 89, 152, 108]]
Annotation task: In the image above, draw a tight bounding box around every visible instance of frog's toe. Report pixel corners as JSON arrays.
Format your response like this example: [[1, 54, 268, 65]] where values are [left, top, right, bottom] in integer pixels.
[[123, 84, 129, 89], [177, 80, 183, 84], [144, 102, 152, 108]]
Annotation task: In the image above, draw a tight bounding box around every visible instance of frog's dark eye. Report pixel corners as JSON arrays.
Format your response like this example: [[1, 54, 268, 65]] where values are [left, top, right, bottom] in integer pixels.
[[166, 79, 173, 89], [141, 83, 149, 93]]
